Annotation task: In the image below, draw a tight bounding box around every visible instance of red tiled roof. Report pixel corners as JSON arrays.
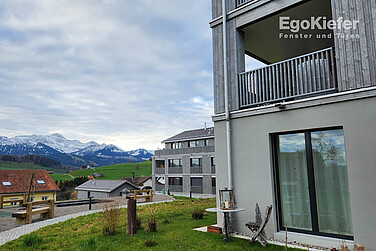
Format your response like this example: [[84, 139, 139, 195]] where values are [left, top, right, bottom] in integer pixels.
[[0, 169, 60, 194], [121, 176, 151, 186]]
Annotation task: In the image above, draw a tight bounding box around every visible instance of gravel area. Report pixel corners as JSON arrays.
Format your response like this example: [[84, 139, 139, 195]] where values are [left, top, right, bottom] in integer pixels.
[[0, 194, 173, 232]]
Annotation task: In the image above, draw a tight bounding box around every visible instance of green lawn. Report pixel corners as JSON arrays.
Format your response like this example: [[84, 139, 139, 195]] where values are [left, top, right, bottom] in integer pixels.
[[0, 198, 300, 251], [50, 173, 75, 182], [66, 161, 152, 180]]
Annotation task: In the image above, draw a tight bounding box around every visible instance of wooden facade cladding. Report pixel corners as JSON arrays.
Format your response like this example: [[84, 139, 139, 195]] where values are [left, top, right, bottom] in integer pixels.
[[211, 0, 376, 114], [331, 0, 376, 91]]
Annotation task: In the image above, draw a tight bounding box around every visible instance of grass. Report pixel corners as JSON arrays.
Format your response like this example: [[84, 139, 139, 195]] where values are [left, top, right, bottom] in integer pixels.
[[0, 198, 302, 251], [66, 161, 152, 180], [50, 173, 74, 182]]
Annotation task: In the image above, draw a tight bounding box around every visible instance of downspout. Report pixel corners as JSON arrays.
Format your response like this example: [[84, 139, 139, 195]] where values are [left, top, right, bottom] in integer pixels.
[[222, 0, 233, 190]]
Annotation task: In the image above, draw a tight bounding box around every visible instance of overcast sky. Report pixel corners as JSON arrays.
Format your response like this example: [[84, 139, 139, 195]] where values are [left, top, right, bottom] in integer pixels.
[[0, 1, 263, 151]]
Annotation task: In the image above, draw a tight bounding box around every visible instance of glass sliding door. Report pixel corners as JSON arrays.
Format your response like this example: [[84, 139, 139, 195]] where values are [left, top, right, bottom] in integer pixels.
[[311, 130, 353, 236], [277, 133, 312, 231], [274, 128, 353, 239]]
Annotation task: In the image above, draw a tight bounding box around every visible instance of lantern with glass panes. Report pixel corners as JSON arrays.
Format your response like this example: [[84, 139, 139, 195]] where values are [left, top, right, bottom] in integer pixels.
[[219, 189, 235, 210]]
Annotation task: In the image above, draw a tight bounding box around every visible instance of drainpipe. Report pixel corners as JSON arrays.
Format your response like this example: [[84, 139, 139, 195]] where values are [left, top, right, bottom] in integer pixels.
[[222, 0, 233, 190]]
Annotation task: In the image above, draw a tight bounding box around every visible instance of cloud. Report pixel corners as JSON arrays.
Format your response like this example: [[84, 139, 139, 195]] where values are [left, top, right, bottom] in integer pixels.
[[0, 0, 214, 150]]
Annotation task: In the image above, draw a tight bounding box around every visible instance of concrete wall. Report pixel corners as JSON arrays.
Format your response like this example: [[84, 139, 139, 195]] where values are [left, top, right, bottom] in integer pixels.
[[214, 96, 376, 249]]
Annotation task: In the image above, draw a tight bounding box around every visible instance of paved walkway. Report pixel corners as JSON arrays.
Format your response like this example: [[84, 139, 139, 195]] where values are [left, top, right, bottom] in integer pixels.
[[0, 197, 174, 246]]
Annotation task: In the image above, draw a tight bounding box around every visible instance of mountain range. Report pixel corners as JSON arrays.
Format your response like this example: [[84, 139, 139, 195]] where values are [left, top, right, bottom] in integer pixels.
[[0, 133, 154, 167]]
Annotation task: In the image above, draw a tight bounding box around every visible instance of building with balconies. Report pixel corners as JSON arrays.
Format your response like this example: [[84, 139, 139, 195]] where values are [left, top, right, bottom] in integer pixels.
[[152, 127, 216, 196], [211, 0, 376, 249]]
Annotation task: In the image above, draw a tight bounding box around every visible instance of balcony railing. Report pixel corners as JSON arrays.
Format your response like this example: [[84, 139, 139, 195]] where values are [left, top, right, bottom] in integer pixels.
[[211, 166, 216, 174], [155, 146, 214, 156], [169, 185, 183, 192], [156, 184, 164, 191], [236, 0, 258, 8], [190, 167, 203, 174], [168, 167, 183, 174], [191, 186, 203, 194], [239, 47, 337, 109], [156, 168, 165, 174], [212, 187, 216, 195]]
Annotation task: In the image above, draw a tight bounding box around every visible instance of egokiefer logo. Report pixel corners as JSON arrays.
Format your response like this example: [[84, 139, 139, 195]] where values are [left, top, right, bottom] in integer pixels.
[[279, 16, 360, 40]]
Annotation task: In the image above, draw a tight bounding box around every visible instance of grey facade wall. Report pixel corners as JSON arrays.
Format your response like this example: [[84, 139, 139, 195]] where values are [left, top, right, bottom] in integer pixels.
[[214, 96, 376, 249]]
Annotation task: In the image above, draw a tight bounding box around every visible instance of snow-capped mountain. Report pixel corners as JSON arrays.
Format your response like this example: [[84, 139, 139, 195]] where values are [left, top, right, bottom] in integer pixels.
[[0, 133, 154, 167], [0, 133, 98, 153], [128, 149, 154, 161]]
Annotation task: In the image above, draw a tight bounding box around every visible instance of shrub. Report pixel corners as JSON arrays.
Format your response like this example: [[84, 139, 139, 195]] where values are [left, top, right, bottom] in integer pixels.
[[23, 234, 43, 247], [102, 202, 120, 235], [145, 233, 157, 247], [145, 206, 158, 232], [192, 209, 204, 220]]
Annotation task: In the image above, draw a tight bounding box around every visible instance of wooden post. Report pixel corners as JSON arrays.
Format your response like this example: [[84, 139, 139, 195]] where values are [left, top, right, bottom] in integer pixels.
[[26, 202, 32, 224], [49, 199, 54, 219], [148, 190, 153, 202], [127, 199, 137, 235], [0, 196, 3, 209]]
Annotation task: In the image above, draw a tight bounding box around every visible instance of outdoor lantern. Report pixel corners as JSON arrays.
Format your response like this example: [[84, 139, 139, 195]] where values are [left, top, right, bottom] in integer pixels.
[[219, 189, 235, 210]]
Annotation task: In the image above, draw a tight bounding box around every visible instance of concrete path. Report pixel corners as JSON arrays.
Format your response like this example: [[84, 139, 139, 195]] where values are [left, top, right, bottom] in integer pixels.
[[0, 197, 174, 246]]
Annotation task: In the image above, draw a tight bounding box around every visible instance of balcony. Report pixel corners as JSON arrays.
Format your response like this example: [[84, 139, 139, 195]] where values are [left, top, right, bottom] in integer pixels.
[[169, 185, 183, 192], [211, 166, 216, 174], [156, 168, 165, 174], [212, 187, 216, 195], [190, 167, 203, 174], [239, 47, 337, 109], [155, 183, 164, 191], [155, 146, 214, 156], [191, 186, 203, 194], [236, 0, 257, 8], [168, 167, 183, 174]]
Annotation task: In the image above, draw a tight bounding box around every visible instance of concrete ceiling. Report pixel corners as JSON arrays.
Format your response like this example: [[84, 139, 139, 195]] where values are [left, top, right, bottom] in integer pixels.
[[241, 0, 334, 64]]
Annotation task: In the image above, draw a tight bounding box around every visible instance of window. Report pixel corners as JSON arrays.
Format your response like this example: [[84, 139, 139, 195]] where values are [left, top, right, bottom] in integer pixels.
[[168, 177, 183, 186], [168, 159, 182, 167], [190, 158, 202, 167], [171, 142, 182, 149], [212, 177, 216, 188], [211, 157, 215, 167], [189, 140, 199, 147], [156, 160, 165, 168], [41, 196, 49, 200], [273, 128, 353, 239], [37, 180, 45, 184], [191, 177, 203, 187], [205, 139, 210, 146], [2, 181, 11, 186]]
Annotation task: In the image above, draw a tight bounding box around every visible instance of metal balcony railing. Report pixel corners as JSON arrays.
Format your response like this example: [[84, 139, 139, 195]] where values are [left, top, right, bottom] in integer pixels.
[[239, 47, 337, 109], [236, 0, 258, 8], [156, 168, 165, 174], [169, 185, 183, 192], [168, 167, 183, 174], [212, 187, 216, 195], [211, 166, 216, 174], [190, 167, 203, 174], [156, 184, 164, 191], [191, 186, 203, 194]]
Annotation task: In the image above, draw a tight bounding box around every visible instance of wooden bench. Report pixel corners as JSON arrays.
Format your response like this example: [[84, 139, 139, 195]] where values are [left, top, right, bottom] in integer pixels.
[[12, 199, 54, 224], [0, 194, 26, 209], [126, 189, 153, 202]]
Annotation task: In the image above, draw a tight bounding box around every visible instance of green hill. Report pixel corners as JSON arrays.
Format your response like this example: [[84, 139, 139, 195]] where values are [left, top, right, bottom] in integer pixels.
[[0, 161, 71, 174], [50, 161, 152, 182]]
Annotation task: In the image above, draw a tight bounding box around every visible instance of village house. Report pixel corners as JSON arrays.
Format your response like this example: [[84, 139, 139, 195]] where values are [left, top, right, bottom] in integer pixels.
[[210, 0, 376, 249], [0, 169, 60, 207], [120, 172, 152, 190], [75, 179, 139, 199]]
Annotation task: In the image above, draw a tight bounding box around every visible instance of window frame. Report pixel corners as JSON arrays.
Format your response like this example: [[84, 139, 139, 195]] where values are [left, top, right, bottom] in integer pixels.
[[271, 126, 353, 240], [190, 158, 202, 167]]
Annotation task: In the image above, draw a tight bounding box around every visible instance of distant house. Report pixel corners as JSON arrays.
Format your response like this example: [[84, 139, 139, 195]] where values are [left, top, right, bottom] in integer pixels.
[[0, 169, 60, 206], [47, 171, 54, 175], [75, 180, 139, 199], [120, 172, 152, 189]]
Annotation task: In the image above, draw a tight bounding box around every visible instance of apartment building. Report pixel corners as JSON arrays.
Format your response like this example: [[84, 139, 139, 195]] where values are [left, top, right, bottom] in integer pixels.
[[211, 0, 376, 249], [152, 127, 216, 196]]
